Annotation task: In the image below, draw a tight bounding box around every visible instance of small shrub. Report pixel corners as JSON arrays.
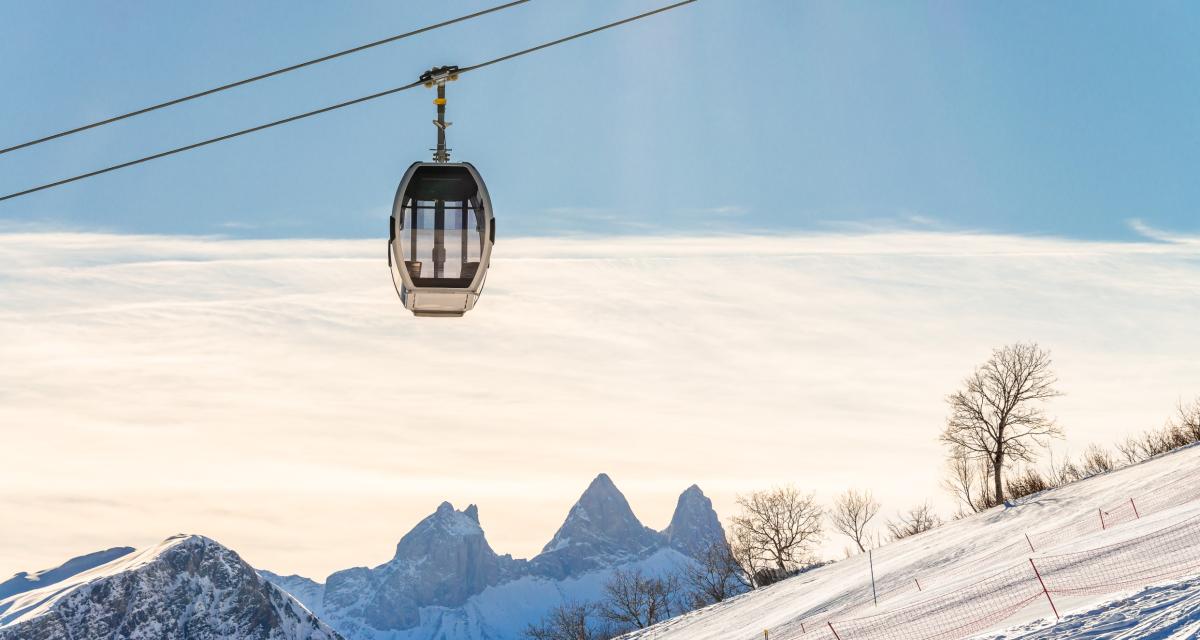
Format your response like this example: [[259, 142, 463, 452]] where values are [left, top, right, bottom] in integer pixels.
[[887, 503, 942, 540], [1079, 444, 1116, 477], [1047, 455, 1083, 486], [1006, 467, 1054, 499]]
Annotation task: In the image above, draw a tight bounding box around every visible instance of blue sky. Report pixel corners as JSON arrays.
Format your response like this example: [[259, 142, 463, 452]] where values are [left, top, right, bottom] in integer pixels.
[[1, 1, 1198, 239], [3, 1, 1200, 576]]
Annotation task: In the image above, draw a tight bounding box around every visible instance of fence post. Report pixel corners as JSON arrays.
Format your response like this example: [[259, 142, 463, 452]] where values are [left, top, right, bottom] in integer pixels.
[[869, 549, 878, 607], [1099, 508, 1106, 530], [1025, 532, 1035, 552], [914, 577, 922, 591], [1130, 497, 1140, 519], [1029, 558, 1060, 620], [827, 621, 843, 640]]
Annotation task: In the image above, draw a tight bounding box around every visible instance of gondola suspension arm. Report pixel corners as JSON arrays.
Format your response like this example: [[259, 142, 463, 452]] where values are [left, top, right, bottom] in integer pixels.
[[421, 66, 459, 163]]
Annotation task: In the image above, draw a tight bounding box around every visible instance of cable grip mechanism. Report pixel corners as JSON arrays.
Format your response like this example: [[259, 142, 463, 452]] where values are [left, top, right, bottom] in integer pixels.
[[421, 66, 459, 163]]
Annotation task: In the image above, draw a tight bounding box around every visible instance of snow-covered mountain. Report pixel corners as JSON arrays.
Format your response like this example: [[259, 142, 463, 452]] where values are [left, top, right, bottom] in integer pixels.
[[318, 501, 519, 637], [0, 546, 133, 603], [259, 571, 328, 618], [0, 474, 722, 640], [0, 534, 341, 640], [266, 474, 725, 640]]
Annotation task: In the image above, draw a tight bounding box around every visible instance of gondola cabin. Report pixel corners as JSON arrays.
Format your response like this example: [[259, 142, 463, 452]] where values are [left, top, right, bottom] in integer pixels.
[[388, 162, 494, 317]]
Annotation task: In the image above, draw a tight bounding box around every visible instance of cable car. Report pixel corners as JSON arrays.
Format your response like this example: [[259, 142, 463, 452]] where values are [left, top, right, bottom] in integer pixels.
[[389, 162, 494, 316], [388, 66, 494, 317]]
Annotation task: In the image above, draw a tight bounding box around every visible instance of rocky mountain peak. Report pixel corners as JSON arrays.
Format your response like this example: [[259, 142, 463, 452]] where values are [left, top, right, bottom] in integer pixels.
[[663, 484, 726, 560], [323, 501, 504, 634], [394, 501, 488, 562], [547, 474, 642, 546], [589, 472, 618, 491], [532, 473, 664, 579]]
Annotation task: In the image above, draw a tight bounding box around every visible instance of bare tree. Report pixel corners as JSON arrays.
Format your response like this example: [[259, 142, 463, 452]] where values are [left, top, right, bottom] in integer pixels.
[[886, 503, 942, 540], [598, 568, 679, 631], [681, 541, 749, 608], [941, 343, 1063, 504], [829, 489, 880, 553], [524, 601, 612, 640], [729, 486, 823, 580]]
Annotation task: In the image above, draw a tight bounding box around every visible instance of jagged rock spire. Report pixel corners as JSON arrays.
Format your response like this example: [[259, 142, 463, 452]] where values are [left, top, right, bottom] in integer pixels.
[[532, 473, 664, 579], [324, 501, 504, 633], [663, 484, 727, 560]]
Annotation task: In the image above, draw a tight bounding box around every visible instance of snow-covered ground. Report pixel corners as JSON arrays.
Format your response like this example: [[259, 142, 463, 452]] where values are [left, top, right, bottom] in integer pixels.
[[624, 444, 1200, 640], [981, 575, 1200, 640]]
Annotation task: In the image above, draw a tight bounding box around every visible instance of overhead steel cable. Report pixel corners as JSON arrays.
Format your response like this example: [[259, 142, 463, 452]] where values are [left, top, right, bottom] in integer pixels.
[[0, 0, 698, 204], [459, 0, 696, 74], [0, 81, 425, 203], [0, 0, 531, 157]]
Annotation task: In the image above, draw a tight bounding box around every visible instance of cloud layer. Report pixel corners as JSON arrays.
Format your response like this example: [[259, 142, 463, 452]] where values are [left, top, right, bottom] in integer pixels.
[[1, 230, 1198, 578]]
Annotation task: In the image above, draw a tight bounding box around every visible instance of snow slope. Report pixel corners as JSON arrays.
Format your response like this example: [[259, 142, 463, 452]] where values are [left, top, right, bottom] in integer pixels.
[[981, 574, 1200, 640], [623, 444, 1200, 640]]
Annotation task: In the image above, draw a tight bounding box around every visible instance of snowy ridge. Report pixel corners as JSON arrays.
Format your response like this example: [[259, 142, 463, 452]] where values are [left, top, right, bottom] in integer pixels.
[[260, 571, 328, 618], [0, 534, 341, 640], [0, 546, 134, 604], [622, 444, 1200, 640]]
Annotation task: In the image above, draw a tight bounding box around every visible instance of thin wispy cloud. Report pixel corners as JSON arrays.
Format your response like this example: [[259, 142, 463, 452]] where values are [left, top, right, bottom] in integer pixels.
[[534, 206, 662, 233], [674, 205, 750, 217], [532, 206, 754, 235], [1, 230, 1198, 579], [1128, 217, 1200, 245]]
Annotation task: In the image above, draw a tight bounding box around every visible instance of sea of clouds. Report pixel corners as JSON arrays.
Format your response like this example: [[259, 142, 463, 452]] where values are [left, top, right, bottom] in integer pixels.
[[1, 228, 1197, 578]]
